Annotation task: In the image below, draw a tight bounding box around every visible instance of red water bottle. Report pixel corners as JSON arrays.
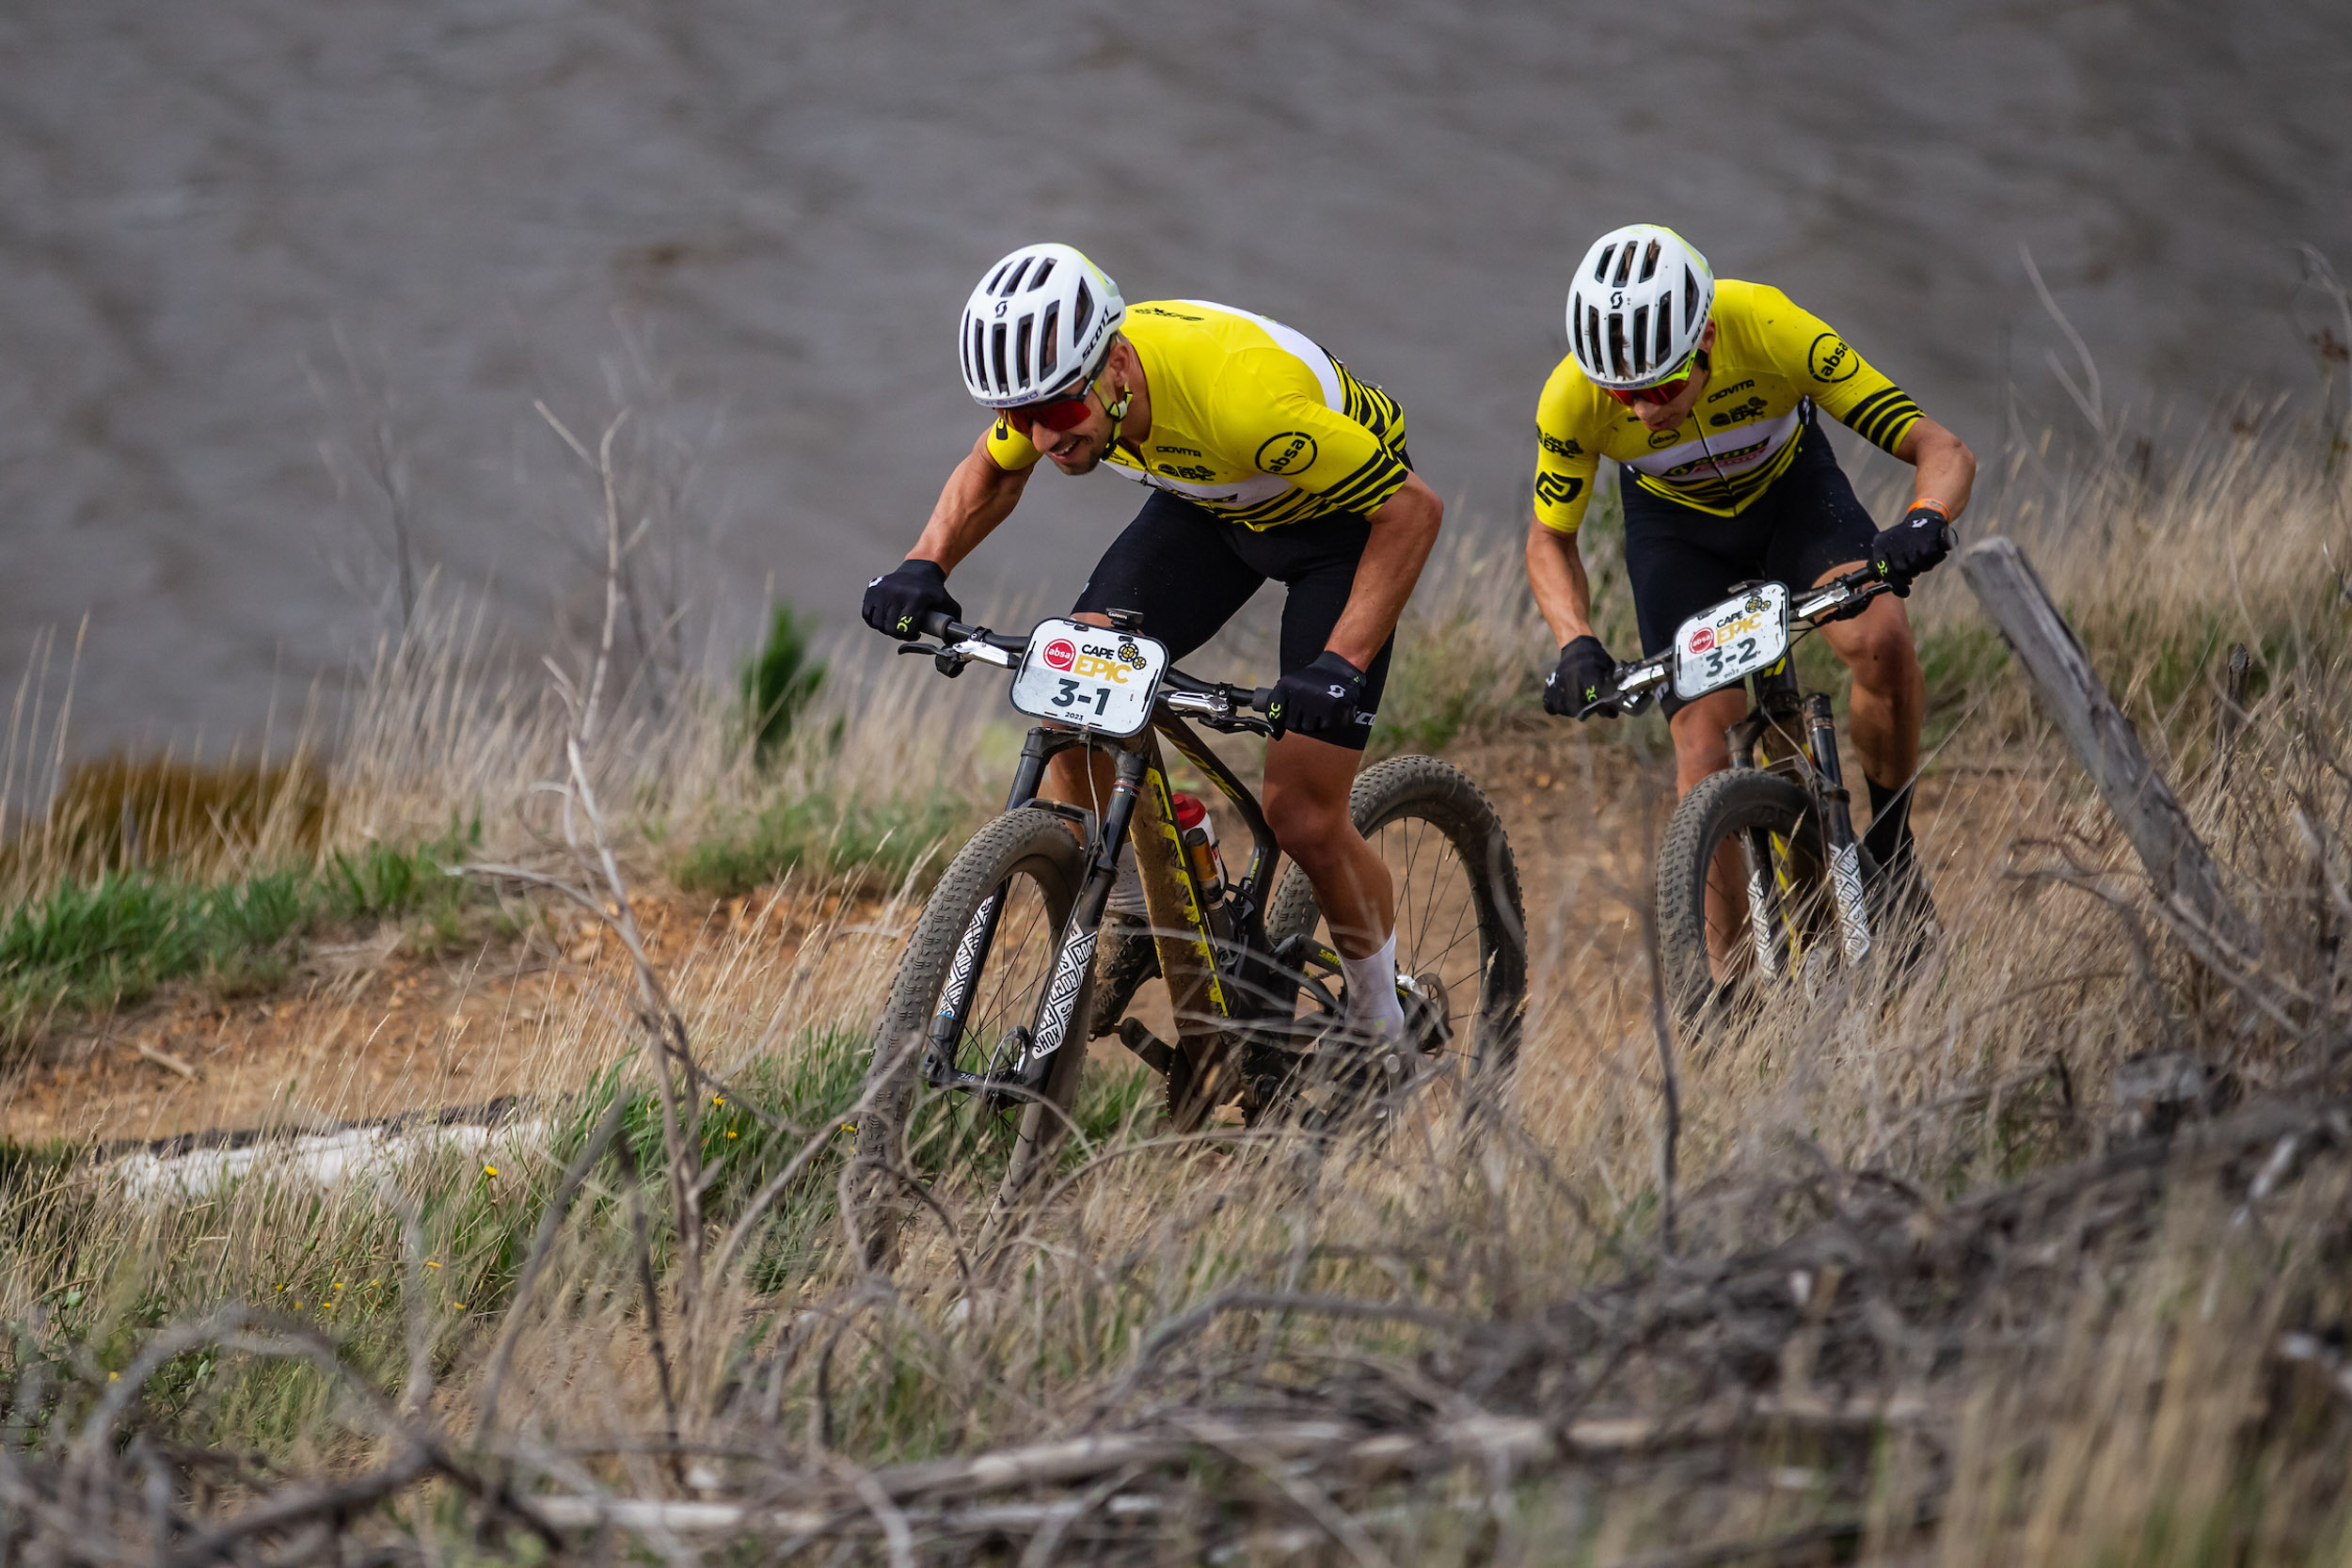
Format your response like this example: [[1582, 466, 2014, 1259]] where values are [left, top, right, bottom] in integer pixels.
[[1170, 791, 1227, 898]]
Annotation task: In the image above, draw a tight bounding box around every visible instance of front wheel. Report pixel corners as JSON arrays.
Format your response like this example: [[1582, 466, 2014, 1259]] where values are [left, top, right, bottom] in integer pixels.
[[1264, 756, 1527, 1116], [1654, 768, 1878, 1025], [850, 808, 1094, 1272]]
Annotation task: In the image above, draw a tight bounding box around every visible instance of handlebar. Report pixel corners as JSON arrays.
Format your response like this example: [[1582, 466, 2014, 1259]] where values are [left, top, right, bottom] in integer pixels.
[[1590, 564, 1893, 715], [903, 612, 1278, 734]]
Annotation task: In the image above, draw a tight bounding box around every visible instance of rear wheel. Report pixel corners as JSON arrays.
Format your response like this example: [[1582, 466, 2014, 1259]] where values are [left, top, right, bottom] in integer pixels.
[[850, 808, 1094, 1272], [1264, 756, 1526, 1118], [1655, 768, 1878, 1025]]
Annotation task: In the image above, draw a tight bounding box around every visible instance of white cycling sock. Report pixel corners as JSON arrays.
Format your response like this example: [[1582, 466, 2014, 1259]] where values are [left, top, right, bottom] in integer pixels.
[[1106, 858, 1149, 919], [1337, 931, 1405, 1043]]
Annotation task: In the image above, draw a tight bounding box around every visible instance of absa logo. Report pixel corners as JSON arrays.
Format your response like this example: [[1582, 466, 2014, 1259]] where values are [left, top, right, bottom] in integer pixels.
[[1688, 626, 1717, 654], [1044, 639, 1076, 671]]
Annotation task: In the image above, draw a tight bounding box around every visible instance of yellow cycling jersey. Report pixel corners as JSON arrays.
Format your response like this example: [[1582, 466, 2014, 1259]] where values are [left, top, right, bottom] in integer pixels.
[[1533, 280, 1926, 534], [986, 299, 1412, 530]]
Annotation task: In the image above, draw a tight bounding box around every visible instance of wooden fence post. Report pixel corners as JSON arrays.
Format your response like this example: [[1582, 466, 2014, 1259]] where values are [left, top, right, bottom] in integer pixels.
[[1957, 535, 2256, 957]]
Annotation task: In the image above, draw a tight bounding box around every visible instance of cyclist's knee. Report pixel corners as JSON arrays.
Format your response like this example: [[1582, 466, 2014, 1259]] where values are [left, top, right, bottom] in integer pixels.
[[1834, 611, 1920, 695], [1263, 786, 1354, 867], [1672, 735, 1732, 797], [1668, 694, 1740, 796]]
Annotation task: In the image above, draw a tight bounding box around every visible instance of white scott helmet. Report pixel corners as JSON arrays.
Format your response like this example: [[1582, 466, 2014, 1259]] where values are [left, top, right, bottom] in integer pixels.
[[1566, 225, 1715, 389], [957, 244, 1125, 408]]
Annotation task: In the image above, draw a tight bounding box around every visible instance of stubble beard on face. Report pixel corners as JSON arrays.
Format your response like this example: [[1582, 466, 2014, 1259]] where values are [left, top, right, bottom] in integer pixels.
[[1051, 436, 1104, 475]]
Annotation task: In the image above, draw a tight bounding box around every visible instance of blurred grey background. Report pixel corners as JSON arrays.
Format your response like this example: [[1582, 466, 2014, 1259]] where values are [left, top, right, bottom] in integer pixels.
[[3, 0, 2347, 752]]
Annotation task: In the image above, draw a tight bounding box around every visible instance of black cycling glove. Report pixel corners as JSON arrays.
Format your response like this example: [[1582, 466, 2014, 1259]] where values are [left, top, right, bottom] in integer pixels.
[[861, 558, 961, 641], [1868, 503, 1956, 597], [1544, 635, 1618, 721], [1265, 649, 1368, 740]]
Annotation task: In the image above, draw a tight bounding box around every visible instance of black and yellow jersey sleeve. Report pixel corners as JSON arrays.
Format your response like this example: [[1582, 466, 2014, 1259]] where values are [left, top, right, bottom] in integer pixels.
[[1529, 278, 1931, 530], [1199, 364, 1412, 521], [984, 413, 1044, 472], [975, 299, 1410, 530], [1737, 284, 1923, 459], [1532, 367, 1607, 534]]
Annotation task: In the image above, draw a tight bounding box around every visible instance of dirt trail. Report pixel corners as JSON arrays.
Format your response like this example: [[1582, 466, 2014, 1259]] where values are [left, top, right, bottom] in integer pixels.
[[0, 891, 866, 1147], [0, 741, 2035, 1148]]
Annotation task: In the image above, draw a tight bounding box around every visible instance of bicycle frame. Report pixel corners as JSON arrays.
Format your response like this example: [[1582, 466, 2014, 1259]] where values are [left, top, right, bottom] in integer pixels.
[[915, 645, 1333, 1119], [1602, 566, 1889, 981]]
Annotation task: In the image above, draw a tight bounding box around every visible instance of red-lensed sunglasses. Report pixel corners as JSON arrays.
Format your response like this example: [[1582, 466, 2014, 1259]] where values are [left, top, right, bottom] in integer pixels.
[[1004, 378, 1098, 437], [1604, 345, 1709, 408], [1604, 372, 1692, 408]]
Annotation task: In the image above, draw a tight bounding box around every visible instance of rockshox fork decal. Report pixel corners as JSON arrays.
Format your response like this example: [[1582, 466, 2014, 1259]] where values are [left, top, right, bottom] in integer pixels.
[[1831, 842, 1871, 965], [1021, 927, 1097, 1075], [935, 889, 1000, 1025], [1739, 828, 1782, 979], [1745, 867, 1780, 977]]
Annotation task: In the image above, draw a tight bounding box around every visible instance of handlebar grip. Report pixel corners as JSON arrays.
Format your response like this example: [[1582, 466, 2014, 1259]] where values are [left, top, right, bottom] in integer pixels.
[[1251, 686, 1279, 713], [918, 610, 957, 641]]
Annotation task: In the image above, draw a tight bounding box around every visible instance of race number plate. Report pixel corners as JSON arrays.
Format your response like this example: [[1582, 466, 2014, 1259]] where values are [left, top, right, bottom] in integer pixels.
[[1670, 582, 1790, 702], [1008, 619, 1169, 737]]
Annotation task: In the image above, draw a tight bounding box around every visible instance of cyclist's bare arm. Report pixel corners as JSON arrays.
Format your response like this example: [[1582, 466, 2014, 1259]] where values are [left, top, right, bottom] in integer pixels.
[[1524, 514, 1598, 646], [905, 429, 1034, 570], [1896, 417, 1977, 520], [1323, 471, 1443, 669]]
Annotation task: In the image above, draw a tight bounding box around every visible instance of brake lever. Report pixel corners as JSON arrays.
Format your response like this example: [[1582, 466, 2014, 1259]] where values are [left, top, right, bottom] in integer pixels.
[[893, 641, 967, 676]]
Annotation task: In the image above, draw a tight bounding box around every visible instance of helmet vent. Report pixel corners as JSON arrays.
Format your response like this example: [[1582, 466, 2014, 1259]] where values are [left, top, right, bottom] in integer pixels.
[[1564, 226, 1713, 393], [959, 244, 1126, 409]]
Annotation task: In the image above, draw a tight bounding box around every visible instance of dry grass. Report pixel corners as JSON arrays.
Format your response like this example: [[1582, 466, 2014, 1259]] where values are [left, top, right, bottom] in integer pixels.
[[4, 433, 2352, 1563]]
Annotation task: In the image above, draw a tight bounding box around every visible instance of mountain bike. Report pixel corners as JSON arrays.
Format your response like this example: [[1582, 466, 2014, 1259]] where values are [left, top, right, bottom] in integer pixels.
[[850, 609, 1524, 1266], [1593, 564, 1906, 1022]]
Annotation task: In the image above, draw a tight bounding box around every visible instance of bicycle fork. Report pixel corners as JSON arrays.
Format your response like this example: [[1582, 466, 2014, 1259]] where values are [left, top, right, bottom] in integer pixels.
[[1724, 689, 1872, 983], [926, 742, 1150, 1101], [1803, 693, 1872, 967]]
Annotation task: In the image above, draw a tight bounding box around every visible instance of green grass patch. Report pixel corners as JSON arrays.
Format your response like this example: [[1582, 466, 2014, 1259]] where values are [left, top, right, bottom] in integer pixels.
[[0, 818, 491, 1051], [675, 786, 974, 898]]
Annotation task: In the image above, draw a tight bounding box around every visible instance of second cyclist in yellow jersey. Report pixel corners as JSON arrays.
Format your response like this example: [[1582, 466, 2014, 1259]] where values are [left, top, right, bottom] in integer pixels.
[[1522, 224, 1977, 926], [1530, 279, 1925, 535], [983, 299, 1413, 531]]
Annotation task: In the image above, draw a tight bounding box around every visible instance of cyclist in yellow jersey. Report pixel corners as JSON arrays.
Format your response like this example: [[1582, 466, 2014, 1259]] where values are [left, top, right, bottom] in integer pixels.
[[861, 244, 1445, 1045], [1524, 224, 1976, 925]]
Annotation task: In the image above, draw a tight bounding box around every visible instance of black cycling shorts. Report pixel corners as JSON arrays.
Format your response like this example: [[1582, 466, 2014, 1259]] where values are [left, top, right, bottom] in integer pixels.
[[1622, 417, 1881, 718], [1073, 489, 1394, 750]]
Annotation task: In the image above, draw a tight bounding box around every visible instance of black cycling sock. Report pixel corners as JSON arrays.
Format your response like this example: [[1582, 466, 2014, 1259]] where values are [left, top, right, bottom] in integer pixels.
[[1862, 775, 1917, 880]]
